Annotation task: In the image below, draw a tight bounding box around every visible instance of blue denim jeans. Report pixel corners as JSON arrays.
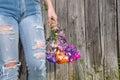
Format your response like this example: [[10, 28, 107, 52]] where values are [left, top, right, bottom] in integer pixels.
[[0, 0, 46, 80]]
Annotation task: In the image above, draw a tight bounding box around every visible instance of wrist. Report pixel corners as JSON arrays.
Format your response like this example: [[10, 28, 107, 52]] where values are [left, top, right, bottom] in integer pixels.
[[48, 3, 53, 9], [45, 0, 54, 9], [48, 5, 52, 9]]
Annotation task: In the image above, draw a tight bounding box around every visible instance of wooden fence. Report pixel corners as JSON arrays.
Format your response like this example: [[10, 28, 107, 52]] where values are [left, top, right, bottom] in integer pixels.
[[19, 0, 120, 80]]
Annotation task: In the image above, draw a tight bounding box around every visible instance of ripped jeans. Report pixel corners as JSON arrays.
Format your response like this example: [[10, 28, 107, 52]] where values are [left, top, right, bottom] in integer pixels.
[[0, 0, 46, 80]]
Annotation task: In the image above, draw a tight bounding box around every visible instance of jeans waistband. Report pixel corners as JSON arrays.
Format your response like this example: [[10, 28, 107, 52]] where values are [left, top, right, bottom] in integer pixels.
[[0, 0, 41, 22]]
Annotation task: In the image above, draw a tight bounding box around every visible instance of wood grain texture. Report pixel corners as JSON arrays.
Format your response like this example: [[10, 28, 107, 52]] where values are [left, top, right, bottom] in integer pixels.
[[99, 0, 119, 80], [84, 0, 104, 79], [117, 0, 120, 78], [67, 0, 85, 80]]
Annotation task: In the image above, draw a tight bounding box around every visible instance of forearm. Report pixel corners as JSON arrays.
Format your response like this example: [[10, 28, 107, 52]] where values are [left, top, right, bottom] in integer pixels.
[[44, 0, 54, 9]]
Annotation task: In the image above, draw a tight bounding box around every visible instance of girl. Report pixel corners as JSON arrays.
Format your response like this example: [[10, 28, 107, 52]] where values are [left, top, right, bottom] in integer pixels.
[[0, 0, 57, 80]]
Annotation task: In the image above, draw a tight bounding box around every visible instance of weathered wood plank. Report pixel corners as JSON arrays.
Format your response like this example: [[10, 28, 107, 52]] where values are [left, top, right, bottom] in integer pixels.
[[99, 0, 119, 79], [72, 0, 86, 79], [84, 0, 104, 80], [67, 0, 86, 80], [117, 0, 120, 78], [55, 0, 68, 80]]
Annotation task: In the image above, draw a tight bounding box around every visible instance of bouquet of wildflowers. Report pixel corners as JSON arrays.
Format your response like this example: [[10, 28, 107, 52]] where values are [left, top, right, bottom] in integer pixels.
[[46, 19, 81, 64]]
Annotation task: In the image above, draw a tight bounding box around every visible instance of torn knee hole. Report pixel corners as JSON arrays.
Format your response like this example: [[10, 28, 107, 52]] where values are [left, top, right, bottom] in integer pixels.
[[32, 39, 45, 49], [4, 60, 18, 67], [34, 52, 45, 58], [0, 26, 14, 34]]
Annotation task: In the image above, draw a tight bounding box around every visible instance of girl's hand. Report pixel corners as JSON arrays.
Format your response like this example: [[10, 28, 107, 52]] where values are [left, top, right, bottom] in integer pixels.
[[47, 7, 58, 26]]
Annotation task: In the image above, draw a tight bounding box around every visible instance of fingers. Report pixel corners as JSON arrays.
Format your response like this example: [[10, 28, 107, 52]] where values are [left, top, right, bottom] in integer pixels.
[[48, 17, 51, 26], [52, 16, 58, 24], [48, 16, 58, 26]]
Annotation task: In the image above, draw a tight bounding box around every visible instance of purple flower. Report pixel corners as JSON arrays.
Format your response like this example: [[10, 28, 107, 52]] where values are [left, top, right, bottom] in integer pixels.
[[46, 53, 58, 63], [58, 30, 65, 37], [70, 44, 77, 53], [66, 52, 72, 57]]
